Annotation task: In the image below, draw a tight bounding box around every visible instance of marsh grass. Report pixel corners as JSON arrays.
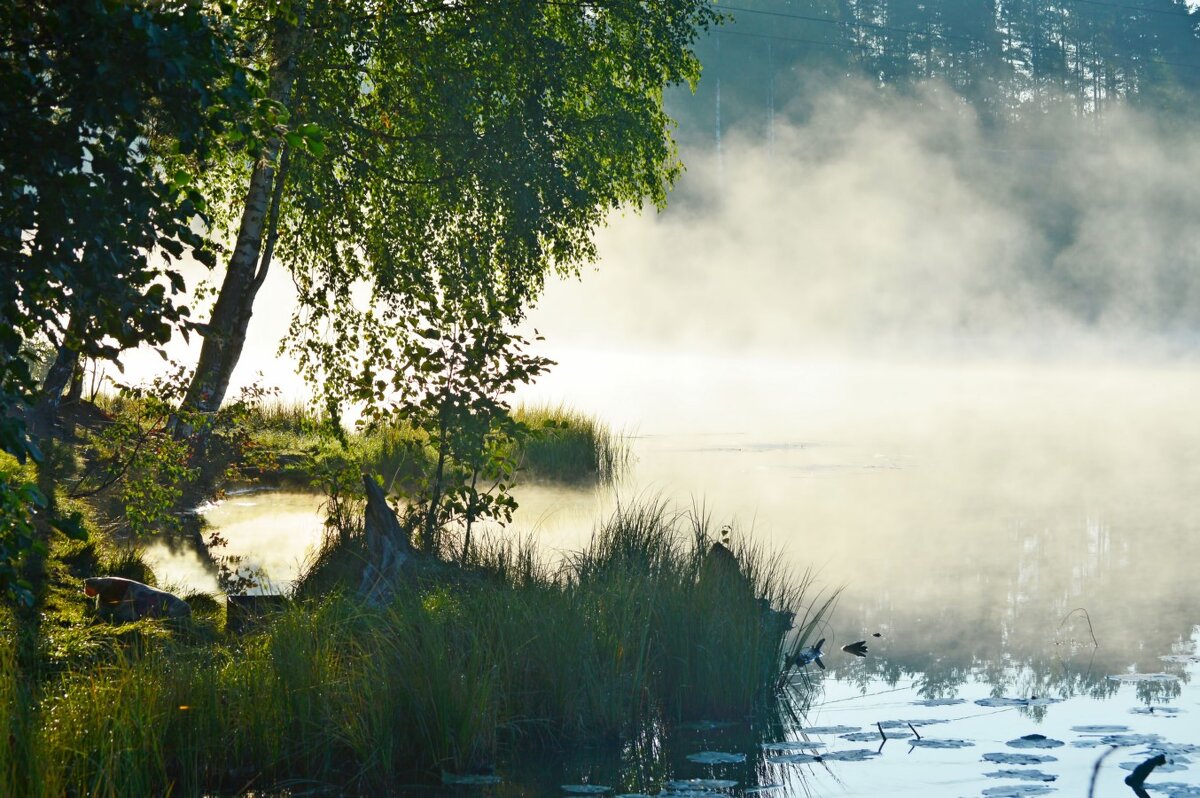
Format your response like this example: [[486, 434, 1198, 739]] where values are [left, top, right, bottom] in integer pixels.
[[3, 499, 832, 794], [514, 404, 629, 483]]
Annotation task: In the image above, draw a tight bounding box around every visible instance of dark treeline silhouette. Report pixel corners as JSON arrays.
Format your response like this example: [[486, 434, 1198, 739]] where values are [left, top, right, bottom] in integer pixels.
[[674, 0, 1200, 137]]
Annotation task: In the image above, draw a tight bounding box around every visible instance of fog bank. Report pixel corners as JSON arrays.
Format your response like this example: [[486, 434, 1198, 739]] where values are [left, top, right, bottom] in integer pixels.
[[529, 82, 1200, 362]]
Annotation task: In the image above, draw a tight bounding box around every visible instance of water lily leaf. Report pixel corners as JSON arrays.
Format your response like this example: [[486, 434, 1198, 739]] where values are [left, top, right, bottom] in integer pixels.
[[909, 738, 974, 749], [879, 718, 948, 728], [983, 753, 1058, 765], [1007, 734, 1065, 749], [686, 751, 746, 764], [842, 731, 909, 741], [1131, 706, 1182, 716], [981, 786, 1056, 797], [798, 725, 860, 734], [1146, 743, 1200, 756], [1072, 733, 1163, 748], [1107, 673, 1180, 683], [912, 698, 967, 706], [984, 769, 1057, 782], [561, 786, 611, 795], [1150, 785, 1200, 798], [766, 753, 821, 764], [1072, 725, 1131, 734], [976, 697, 1063, 708], [1119, 760, 1190, 773], [664, 778, 738, 790], [820, 749, 882, 761], [761, 741, 825, 751]]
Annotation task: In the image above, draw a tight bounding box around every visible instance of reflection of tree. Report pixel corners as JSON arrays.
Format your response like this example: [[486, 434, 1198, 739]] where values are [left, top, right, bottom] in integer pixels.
[[822, 507, 1196, 704]]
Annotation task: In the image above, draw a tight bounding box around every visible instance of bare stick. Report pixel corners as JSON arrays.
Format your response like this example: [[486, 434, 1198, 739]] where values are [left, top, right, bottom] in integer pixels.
[[907, 723, 922, 740], [1087, 746, 1119, 798], [876, 721, 887, 741]]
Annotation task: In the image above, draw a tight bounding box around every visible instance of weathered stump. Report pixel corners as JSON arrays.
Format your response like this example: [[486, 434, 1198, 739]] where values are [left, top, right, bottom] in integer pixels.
[[357, 474, 412, 606]]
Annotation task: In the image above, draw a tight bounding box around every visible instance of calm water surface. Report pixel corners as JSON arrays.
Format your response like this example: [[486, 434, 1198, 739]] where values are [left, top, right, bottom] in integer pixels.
[[151, 358, 1200, 796]]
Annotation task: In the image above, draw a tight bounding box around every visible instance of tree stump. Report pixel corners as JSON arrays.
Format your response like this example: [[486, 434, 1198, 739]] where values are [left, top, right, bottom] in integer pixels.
[[357, 474, 412, 606]]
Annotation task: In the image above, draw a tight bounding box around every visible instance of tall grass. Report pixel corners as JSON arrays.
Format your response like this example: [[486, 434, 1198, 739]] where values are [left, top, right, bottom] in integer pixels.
[[4, 499, 833, 794], [514, 404, 629, 483]]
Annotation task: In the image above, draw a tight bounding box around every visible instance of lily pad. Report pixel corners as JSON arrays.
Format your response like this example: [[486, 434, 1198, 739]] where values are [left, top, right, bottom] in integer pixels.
[[912, 698, 967, 706], [879, 718, 948, 728], [1072, 733, 1163, 748], [984, 769, 1057, 782], [798, 725, 860, 734], [1119, 760, 1190, 773], [686, 752, 746, 765], [983, 753, 1058, 765], [820, 749, 881, 761], [663, 778, 738, 791], [1131, 706, 1183, 716], [442, 771, 502, 785], [1107, 673, 1180, 683], [1149, 785, 1200, 797], [842, 731, 911, 741], [1007, 734, 1065, 749], [614, 794, 653, 797], [765, 753, 821, 764], [909, 738, 974, 749], [761, 741, 825, 751], [1072, 725, 1131, 734], [1159, 654, 1200, 664], [1147, 744, 1200, 756], [976, 697, 1063, 708], [981, 786, 1056, 797], [561, 786, 611, 795]]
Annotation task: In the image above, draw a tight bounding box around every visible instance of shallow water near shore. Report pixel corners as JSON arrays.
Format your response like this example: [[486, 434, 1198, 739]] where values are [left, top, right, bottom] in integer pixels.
[[158, 357, 1200, 796]]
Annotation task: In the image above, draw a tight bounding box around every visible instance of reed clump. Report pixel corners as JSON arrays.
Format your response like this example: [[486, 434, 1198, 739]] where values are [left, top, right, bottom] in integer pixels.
[[513, 404, 629, 483], [2, 500, 832, 795]]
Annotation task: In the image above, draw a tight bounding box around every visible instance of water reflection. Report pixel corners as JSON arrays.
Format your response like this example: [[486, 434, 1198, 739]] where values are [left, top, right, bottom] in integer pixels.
[[148, 359, 1200, 795]]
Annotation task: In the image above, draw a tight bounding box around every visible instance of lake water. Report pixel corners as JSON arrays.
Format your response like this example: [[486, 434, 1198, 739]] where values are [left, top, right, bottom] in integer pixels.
[[147, 357, 1200, 797]]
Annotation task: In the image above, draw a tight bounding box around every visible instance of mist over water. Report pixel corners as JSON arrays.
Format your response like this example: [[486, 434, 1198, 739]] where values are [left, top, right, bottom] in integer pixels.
[[169, 80, 1200, 795], [529, 81, 1200, 360]]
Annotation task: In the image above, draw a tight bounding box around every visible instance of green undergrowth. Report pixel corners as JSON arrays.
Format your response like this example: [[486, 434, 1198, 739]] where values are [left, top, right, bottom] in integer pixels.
[[240, 399, 628, 488], [0, 499, 834, 795]]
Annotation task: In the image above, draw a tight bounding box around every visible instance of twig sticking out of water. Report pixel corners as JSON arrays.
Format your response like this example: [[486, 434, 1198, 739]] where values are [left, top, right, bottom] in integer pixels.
[[1086, 746, 1119, 798], [907, 723, 921, 740], [1060, 607, 1099, 648], [876, 721, 887, 741]]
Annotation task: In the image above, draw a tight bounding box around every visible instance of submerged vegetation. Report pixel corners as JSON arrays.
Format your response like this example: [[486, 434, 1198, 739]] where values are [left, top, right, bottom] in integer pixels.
[[0, 500, 832, 796]]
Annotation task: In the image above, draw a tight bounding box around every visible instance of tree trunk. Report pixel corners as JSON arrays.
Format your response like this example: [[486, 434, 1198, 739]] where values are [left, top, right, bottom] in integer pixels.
[[34, 313, 86, 431], [180, 10, 302, 417]]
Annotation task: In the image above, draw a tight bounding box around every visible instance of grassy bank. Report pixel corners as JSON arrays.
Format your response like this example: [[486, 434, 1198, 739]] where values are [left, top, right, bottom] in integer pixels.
[[175, 397, 630, 489], [0, 500, 832, 795]]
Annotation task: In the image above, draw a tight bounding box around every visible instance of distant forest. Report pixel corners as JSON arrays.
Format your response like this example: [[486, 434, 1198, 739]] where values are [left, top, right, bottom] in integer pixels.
[[672, 0, 1200, 134]]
